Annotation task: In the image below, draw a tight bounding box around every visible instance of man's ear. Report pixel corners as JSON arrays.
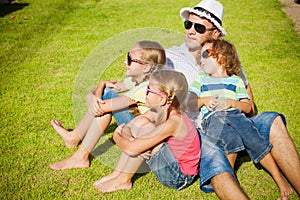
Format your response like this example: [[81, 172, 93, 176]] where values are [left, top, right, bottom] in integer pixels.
[[212, 29, 221, 39]]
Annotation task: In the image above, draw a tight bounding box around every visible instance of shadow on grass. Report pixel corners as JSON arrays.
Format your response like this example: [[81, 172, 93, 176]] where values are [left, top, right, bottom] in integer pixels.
[[0, 3, 29, 17], [235, 151, 252, 171], [91, 123, 118, 158]]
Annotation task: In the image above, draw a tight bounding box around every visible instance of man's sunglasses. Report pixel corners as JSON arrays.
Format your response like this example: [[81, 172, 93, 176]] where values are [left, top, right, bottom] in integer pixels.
[[201, 49, 212, 59], [127, 52, 147, 66], [184, 20, 216, 34], [146, 85, 168, 98]]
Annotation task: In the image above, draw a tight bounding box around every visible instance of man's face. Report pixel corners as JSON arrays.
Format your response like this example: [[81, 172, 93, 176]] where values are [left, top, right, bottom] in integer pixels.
[[185, 13, 219, 50]]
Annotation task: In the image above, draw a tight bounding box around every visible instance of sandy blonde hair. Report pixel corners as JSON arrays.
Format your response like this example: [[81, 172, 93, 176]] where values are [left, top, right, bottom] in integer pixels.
[[150, 69, 188, 114], [134, 40, 166, 83]]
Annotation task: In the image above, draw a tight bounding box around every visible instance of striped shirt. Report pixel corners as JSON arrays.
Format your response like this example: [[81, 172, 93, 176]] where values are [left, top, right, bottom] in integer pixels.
[[189, 73, 249, 124]]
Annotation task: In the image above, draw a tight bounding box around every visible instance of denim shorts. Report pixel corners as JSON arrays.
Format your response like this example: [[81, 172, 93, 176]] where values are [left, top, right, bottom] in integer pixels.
[[201, 110, 273, 163], [102, 88, 134, 125], [146, 143, 197, 191], [250, 112, 286, 141], [198, 130, 235, 192], [199, 111, 285, 193]]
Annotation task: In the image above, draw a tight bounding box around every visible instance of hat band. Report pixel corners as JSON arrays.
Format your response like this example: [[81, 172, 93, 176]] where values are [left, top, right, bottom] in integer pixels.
[[193, 7, 222, 26]]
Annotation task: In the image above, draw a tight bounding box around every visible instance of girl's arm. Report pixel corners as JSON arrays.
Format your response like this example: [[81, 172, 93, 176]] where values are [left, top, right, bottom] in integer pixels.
[[113, 117, 179, 156], [98, 96, 137, 113], [114, 80, 129, 93], [94, 80, 122, 98]]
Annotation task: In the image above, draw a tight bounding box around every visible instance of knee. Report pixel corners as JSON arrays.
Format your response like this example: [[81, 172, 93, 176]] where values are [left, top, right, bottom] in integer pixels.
[[270, 116, 289, 142], [273, 116, 285, 127], [211, 172, 236, 188]]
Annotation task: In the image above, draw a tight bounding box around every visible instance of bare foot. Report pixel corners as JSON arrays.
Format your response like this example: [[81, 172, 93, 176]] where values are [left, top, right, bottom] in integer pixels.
[[93, 171, 120, 187], [94, 176, 132, 193], [276, 178, 293, 198], [49, 154, 90, 170], [50, 120, 79, 148]]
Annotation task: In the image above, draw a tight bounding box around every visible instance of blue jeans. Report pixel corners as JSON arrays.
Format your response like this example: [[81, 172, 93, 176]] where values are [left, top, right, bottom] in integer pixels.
[[199, 111, 285, 193], [146, 143, 196, 191], [202, 110, 273, 164], [250, 112, 286, 141], [102, 88, 134, 125], [199, 130, 235, 193]]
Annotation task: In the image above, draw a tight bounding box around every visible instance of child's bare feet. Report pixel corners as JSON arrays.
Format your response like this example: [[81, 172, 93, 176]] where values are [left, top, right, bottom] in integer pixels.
[[93, 171, 120, 187], [49, 154, 90, 170], [50, 120, 80, 148], [94, 176, 132, 193]]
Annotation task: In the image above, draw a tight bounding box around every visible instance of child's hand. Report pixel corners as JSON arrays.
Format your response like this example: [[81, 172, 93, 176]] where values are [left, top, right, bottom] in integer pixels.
[[204, 95, 218, 111], [139, 150, 152, 159], [86, 91, 104, 116], [215, 99, 233, 111], [115, 124, 125, 136], [105, 80, 121, 91]]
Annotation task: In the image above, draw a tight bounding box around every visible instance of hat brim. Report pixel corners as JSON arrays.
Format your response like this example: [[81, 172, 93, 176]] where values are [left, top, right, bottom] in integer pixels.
[[180, 7, 226, 37]]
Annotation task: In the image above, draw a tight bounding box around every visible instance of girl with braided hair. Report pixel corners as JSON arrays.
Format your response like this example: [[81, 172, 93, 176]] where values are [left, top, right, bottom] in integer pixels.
[[94, 69, 200, 193], [49, 40, 166, 170]]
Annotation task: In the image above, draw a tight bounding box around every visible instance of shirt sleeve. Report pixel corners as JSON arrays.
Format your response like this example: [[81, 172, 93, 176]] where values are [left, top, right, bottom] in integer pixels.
[[123, 81, 149, 114], [189, 73, 205, 97], [235, 76, 250, 100]]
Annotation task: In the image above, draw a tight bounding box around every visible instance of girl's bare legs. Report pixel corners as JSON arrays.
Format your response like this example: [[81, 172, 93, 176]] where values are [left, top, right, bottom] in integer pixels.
[[260, 153, 293, 198], [93, 118, 159, 193], [93, 152, 145, 193], [49, 114, 111, 170], [51, 112, 95, 148]]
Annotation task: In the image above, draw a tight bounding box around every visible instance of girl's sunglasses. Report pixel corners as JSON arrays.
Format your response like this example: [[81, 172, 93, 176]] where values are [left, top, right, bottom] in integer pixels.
[[184, 20, 216, 34], [127, 52, 147, 66], [146, 85, 168, 98], [201, 49, 212, 59]]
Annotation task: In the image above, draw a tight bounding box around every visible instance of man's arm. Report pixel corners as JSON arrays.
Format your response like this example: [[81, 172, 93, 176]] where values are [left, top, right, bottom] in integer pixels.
[[245, 83, 256, 116]]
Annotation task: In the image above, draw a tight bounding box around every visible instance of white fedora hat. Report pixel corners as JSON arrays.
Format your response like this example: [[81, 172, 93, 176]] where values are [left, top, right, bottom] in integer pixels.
[[180, 0, 226, 37]]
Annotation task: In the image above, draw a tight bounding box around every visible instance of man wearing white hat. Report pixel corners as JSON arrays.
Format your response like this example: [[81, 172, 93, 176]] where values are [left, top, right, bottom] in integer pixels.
[[166, 0, 300, 198]]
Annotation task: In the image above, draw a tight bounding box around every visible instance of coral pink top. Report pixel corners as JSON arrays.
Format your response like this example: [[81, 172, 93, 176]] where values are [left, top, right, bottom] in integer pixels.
[[166, 114, 201, 175]]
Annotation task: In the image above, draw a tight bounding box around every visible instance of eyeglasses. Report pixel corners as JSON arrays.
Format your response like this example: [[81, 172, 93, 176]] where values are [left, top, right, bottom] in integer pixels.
[[201, 49, 212, 59], [146, 85, 168, 98], [184, 20, 216, 34], [127, 52, 147, 66]]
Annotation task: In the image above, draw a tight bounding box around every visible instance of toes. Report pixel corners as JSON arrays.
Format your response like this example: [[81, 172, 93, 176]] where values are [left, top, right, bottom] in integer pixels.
[[51, 120, 65, 129]]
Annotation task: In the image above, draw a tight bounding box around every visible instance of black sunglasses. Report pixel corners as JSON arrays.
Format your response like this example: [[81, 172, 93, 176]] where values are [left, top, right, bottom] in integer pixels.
[[184, 20, 216, 34], [201, 49, 212, 59], [127, 52, 147, 66]]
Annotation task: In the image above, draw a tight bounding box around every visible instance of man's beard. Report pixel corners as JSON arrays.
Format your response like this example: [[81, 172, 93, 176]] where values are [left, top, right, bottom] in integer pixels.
[[185, 36, 202, 51]]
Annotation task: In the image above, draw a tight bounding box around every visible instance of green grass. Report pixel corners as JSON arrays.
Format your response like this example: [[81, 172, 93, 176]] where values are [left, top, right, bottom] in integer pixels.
[[1, 0, 299, 199]]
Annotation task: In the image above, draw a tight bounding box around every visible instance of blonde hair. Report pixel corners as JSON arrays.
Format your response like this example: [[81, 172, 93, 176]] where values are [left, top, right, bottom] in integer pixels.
[[202, 39, 241, 75], [135, 40, 167, 83], [130, 41, 167, 117], [150, 69, 188, 114]]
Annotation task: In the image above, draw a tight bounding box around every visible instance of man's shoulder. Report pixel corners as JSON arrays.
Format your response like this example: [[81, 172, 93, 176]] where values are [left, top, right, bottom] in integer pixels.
[[165, 43, 202, 85], [166, 43, 188, 56]]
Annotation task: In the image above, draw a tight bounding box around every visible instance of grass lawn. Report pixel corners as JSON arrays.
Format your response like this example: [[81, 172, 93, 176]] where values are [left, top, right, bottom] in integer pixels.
[[1, 0, 299, 199]]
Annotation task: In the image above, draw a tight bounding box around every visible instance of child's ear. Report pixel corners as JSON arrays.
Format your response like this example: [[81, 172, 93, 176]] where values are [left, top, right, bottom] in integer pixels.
[[160, 96, 168, 106], [143, 64, 152, 73]]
